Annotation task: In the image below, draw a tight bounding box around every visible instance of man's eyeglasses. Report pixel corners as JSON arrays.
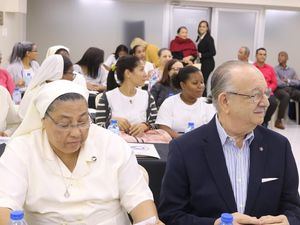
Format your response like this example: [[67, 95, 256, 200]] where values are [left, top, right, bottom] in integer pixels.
[[45, 112, 91, 131], [227, 89, 271, 103]]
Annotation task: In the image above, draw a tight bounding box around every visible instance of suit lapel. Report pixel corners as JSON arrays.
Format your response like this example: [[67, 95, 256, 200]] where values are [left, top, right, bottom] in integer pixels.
[[244, 128, 267, 214], [203, 118, 237, 212]]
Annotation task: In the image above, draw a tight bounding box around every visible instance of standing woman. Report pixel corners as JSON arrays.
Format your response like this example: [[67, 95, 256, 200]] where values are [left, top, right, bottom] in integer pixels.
[[196, 20, 216, 96], [7, 42, 39, 88]]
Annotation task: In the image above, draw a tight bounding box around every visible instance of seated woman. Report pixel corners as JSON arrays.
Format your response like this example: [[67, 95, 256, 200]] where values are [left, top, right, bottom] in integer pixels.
[[74, 47, 108, 92], [0, 80, 163, 225], [45, 45, 86, 88], [7, 41, 39, 89], [0, 86, 21, 137], [131, 45, 154, 78], [96, 55, 156, 135], [96, 56, 171, 143], [150, 59, 183, 108], [18, 54, 76, 118], [103, 44, 129, 71], [156, 66, 216, 139], [170, 26, 198, 65], [147, 48, 172, 91]]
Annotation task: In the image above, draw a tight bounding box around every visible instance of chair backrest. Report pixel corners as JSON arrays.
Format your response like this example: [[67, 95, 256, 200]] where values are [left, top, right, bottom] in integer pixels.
[[95, 92, 103, 108]]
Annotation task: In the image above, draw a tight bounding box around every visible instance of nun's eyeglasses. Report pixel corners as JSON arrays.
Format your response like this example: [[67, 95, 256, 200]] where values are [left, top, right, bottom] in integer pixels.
[[45, 112, 91, 131]]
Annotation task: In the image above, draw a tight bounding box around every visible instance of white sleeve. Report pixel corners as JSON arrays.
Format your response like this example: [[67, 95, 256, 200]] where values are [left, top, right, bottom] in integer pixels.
[[103, 54, 115, 67], [73, 64, 83, 74], [155, 98, 173, 128], [118, 142, 153, 213], [0, 143, 28, 210]]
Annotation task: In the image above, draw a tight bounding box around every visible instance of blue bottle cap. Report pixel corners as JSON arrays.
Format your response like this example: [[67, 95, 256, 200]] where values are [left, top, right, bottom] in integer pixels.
[[221, 213, 233, 223], [111, 119, 117, 124], [10, 210, 24, 220], [188, 122, 194, 126]]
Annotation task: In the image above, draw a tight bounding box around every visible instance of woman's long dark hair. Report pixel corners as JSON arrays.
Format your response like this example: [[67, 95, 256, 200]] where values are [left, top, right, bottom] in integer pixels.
[[114, 44, 129, 60], [195, 20, 211, 43], [76, 47, 104, 79], [106, 55, 140, 91], [160, 59, 180, 86], [172, 66, 200, 90]]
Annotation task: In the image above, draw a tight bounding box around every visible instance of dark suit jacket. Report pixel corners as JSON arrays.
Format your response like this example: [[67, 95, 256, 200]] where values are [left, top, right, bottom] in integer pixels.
[[159, 117, 300, 225], [197, 33, 216, 62], [197, 34, 216, 80]]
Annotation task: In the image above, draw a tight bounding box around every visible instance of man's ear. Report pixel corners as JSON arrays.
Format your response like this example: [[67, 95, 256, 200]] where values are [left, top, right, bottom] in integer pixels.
[[218, 92, 230, 114]]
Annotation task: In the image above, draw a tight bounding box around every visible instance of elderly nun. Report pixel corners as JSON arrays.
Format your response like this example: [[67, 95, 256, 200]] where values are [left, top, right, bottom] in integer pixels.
[[0, 80, 163, 225]]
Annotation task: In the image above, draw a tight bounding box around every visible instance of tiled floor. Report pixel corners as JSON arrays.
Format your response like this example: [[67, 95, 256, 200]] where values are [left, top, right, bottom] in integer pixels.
[[270, 119, 300, 192]]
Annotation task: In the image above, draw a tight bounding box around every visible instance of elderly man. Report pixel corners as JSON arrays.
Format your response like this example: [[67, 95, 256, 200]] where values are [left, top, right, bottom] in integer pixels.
[[274, 51, 300, 124], [237, 46, 252, 63], [159, 61, 300, 225]]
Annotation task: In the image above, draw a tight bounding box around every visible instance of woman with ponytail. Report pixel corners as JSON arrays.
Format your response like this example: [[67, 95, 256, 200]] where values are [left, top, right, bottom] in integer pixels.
[[7, 41, 39, 88], [95, 56, 157, 136], [95, 56, 171, 143]]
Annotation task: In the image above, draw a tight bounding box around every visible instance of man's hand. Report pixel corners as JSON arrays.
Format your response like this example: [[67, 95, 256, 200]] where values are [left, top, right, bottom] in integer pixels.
[[214, 212, 260, 225], [259, 215, 289, 225]]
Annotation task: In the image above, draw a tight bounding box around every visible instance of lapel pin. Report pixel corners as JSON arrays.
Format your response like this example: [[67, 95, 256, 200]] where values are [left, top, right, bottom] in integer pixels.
[[259, 147, 264, 152], [91, 156, 97, 161]]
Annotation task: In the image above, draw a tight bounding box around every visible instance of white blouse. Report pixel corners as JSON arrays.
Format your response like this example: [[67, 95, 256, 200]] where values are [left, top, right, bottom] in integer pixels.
[[156, 94, 216, 133], [0, 124, 153, 225], [106, 88, 149, 125]]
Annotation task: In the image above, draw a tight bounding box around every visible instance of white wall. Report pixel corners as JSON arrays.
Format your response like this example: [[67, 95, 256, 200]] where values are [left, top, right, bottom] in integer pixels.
[[0, 12, 26, 66], [264, 10, 300, 74], [26, 0, 165, 63]]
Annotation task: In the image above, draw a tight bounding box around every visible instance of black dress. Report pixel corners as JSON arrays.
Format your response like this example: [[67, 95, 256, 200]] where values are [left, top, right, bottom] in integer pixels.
[[197, 33, 216, 95]]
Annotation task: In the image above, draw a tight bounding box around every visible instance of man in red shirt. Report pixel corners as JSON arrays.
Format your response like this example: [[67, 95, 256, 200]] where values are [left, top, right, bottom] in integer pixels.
[[254, 48, 282, 128]]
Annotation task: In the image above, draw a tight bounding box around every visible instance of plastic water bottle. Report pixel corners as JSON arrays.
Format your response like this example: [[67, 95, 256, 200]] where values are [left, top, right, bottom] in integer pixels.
[[12, 88, 22, 104], [107, 119, 120, 135], [10, 210, 28, 225], [148, 74, 158, 91], [220, 213, 233, 225], [185, 122, 195, 133], [24, 73, 32, 87]]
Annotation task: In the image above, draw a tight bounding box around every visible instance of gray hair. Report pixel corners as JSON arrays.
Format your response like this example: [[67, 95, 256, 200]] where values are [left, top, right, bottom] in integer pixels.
[[210, 60, 249, 110], [241, 46, 250, 57]]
